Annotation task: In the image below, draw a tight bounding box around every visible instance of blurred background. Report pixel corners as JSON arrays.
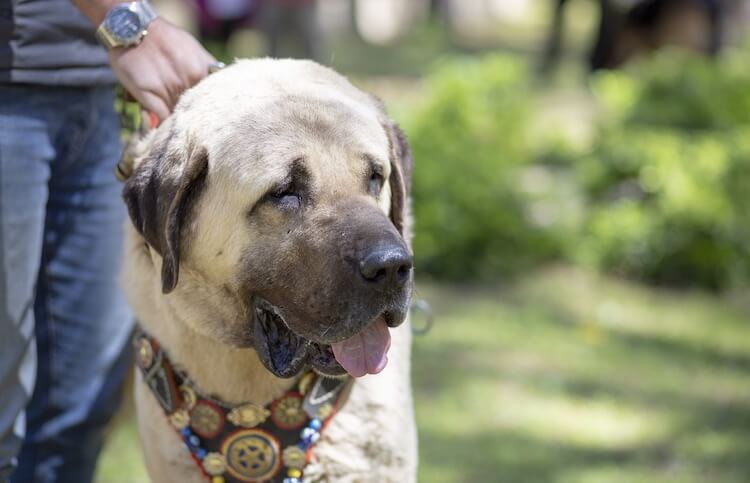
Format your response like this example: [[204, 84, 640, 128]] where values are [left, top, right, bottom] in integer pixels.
[[97, 1, 750, 482]]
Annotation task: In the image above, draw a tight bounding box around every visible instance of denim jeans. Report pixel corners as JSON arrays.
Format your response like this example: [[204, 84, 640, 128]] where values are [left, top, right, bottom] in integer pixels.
[[0, 84, 133, 483]]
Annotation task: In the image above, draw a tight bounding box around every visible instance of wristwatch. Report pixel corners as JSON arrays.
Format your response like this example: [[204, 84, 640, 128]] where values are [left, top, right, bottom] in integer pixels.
[[96, 0, 158, 49]]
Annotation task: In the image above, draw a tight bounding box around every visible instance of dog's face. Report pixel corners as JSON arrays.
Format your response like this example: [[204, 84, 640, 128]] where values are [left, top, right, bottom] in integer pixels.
[[124, 60, 413, 379]]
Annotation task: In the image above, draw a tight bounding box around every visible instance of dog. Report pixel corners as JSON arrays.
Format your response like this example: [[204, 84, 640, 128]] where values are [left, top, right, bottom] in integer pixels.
[[120, 58, 417, 482]]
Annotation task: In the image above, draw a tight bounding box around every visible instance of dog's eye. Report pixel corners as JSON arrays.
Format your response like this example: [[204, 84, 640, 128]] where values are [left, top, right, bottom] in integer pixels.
[[368, 171, 384, 196], [270, 189, 301, 210]]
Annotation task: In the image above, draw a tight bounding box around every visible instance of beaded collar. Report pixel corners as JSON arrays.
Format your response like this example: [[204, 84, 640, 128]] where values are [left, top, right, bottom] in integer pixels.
[[133, 327, 353, 483]]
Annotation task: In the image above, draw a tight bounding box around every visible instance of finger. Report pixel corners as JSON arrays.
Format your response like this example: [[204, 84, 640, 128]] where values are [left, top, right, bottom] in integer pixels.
[[137, 91, 170, 122], [156, 55, 184, 111], [186, 59, 209, 86], [180, 46, 215, 87], [168, 45, 193, 91], [200, 50, 218, 75]]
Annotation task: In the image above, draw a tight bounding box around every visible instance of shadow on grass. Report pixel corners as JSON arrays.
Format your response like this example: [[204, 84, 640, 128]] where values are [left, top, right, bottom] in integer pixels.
[[414, 341, 750, 483], [412, 268, 750, 483], [419, 424, 750, 483]]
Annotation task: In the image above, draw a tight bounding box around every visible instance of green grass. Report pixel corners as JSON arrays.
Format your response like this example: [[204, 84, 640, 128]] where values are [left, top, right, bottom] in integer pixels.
[[96, 266, 750, 482], [412, 267, 750, 483]]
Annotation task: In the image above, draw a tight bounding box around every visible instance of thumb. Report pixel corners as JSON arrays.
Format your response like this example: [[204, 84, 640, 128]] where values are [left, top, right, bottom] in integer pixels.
[[136, 91, 170, 122]]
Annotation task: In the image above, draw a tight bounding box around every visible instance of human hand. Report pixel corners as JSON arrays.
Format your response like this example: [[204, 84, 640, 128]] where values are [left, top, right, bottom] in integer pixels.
[[108, 17, 215, 121]]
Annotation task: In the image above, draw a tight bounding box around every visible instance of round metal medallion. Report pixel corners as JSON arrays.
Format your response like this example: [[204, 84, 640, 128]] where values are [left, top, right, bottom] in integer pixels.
[[179, 385, 197, 411], [221, 429, 280, 482], [282, 445, 307, 469], [136, 338, 154, 369], [227, 404, 270, 428], [271, 393, 306, 429], [316, 403, 333, 420], [169, 408, 190, 430], [190, 400, 224, 438], [202, 452, 227, 476]]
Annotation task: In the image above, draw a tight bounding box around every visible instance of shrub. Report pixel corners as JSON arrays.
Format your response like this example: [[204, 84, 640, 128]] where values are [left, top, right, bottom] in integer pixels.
[[404, 55, 564, 280], [404, 44, 750, 289], [576, 46, 750, 290], [595, 48, 750, 130]]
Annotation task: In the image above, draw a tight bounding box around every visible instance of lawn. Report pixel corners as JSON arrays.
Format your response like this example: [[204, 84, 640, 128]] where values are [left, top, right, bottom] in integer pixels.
[[95, 266, 750, 483]]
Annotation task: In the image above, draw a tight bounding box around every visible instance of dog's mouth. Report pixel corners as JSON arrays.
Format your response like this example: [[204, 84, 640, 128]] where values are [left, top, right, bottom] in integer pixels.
[[253, 299, 393, 379]]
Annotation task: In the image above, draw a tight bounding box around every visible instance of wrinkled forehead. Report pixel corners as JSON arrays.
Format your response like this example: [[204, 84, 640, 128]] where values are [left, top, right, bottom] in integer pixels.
[[207, 94, 390, 187]]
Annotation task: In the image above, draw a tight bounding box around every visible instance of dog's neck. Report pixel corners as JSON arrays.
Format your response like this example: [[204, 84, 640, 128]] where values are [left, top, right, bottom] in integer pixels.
[[124, 229, 296, 405], [145, 307, 295, 405]]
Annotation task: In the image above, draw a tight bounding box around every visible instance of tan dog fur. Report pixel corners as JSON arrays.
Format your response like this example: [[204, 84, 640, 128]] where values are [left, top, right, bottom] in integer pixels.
[[121, 59, 417, 482]]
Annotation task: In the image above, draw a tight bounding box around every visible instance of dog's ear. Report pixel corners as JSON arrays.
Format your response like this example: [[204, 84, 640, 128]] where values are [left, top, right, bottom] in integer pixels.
[[123, 129, 209, 294], [384, 121, 413, 235]]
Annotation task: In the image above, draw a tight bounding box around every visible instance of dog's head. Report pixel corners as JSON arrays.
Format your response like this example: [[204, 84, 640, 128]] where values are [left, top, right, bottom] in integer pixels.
[[124, 59, 413, 378]]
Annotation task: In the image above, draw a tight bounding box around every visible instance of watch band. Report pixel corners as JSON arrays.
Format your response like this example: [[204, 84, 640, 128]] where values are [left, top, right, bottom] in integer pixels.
[[95, 25, 119, 50], [96, 0, 158, 49], [137, 0, 158, 26]]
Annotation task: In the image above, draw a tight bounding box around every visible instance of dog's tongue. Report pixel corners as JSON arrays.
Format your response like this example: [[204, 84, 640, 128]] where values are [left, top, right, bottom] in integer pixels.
[[330, 317, 391, 378]]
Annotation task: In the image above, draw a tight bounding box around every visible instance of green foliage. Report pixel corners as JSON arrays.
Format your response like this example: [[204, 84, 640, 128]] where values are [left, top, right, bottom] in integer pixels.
[[404, 55, 562, 280], [402, 44, 750, 289], [595, 48, 750, 129], [577, 47, 750, 289]]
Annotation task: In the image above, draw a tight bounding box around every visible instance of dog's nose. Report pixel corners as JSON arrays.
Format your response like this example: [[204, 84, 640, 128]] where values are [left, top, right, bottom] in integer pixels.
[[359, 246, 413, 286]]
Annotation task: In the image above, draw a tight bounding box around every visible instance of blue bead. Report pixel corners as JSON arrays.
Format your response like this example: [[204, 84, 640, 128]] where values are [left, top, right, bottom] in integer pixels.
[[180, 427, 191, 437], [283, 479, 301, 483], [196, 448, 206, 460], [308, 432, 320, 444], [300, 427, 318, 439], [298, 440, 310, 450], [301, 435, 319, 447], [189, 435, 200, 446], [309, 418, 322, 430]]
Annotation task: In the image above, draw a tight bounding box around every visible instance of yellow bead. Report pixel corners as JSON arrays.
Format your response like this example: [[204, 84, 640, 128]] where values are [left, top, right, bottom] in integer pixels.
[[212, 476, 225, 483], [288, 468, 302, 478]]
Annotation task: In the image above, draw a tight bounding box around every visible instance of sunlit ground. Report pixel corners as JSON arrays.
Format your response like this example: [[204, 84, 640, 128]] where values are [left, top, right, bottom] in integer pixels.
[[96, 266, 750, 483]]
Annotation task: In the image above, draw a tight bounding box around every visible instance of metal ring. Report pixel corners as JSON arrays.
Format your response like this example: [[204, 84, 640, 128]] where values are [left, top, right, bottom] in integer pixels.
[[208, 61, 226, 74], [410, 299, 434, 336]]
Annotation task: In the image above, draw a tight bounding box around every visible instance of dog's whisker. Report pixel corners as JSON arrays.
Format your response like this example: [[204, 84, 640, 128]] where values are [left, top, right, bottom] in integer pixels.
[[320, 323, 335, 338]]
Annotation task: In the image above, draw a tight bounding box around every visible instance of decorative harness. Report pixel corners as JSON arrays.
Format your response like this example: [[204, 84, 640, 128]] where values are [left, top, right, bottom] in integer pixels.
[[133, 327, 353, 483]]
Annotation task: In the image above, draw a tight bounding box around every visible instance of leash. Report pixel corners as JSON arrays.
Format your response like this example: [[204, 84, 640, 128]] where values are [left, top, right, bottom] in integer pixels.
[[114, 88, 152, 182]]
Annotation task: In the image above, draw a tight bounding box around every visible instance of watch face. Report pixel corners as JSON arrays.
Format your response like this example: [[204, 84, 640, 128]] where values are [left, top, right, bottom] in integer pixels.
[[106, 6, 143, 44]]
